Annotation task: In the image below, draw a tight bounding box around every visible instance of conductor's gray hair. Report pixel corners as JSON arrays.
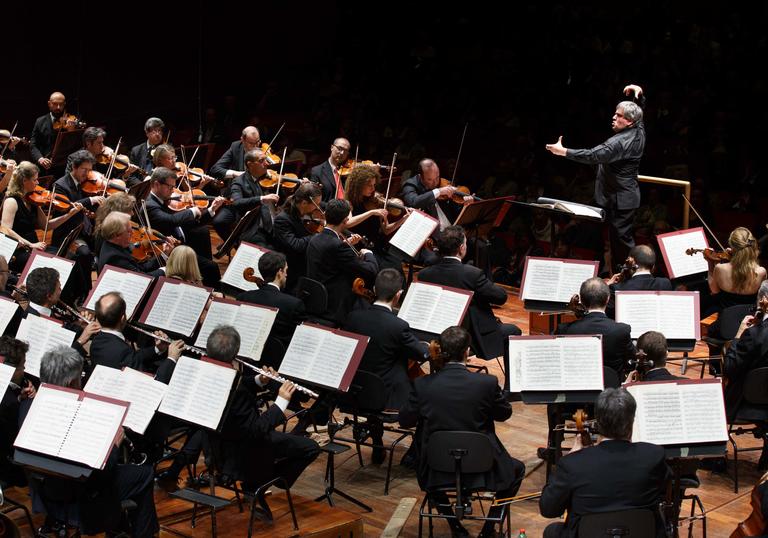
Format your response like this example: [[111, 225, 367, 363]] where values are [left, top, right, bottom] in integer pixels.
[[617, 101, 643, 123]]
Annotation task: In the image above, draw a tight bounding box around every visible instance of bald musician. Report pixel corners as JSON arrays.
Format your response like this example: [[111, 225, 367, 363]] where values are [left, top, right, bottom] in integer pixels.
[[310, 137, 350, 202], [210, 125, 262, 181], [29, 91, 67, 171]]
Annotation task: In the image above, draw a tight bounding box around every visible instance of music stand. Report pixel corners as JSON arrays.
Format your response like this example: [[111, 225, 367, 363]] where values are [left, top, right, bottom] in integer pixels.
[[454, 197, 513, 264], [50, 130, 84, 169], [214, 208, 258, 259], [128, 180, 152, 201], [55, 223, 84, 258]]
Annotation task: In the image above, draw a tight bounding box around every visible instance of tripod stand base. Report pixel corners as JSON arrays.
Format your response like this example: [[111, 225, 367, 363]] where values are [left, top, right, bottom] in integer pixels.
[[316, 441, 373, 512]]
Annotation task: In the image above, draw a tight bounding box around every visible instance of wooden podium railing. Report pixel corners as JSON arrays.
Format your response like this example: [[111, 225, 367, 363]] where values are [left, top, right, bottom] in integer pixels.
[[638, 174, 691, 229]]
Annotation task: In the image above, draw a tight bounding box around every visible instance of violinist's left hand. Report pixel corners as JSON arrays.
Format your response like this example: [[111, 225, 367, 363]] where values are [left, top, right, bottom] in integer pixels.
[[736, 314, 756, 339], [461, 195, 474, 204], [210, 196, 227, 213]]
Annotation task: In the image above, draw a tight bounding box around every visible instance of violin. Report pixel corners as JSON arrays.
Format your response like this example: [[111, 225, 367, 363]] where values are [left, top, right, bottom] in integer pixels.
[[301, 214, 325, 234], [685, 246, 732, 263], [364, 192, 407, 221], [567, 293, 587, 319], [338, 159, 395, 176], [438, 177, 476, 204], [52, 114, 86, 131], [167, 188, 231, 211], [259, 170, 304, 194], [83, 171, 128, 196], [0, 130, 29, 146], [626, 350, 654, 381], [352, 277, 375, 302], [96, 152, 139, 173], [130, 224, 176, 263], [242, 267, 264, 286], [174, 162, 223, 189], [0, 158, 16, 174], [730, 472, 768, 538], [261, 143, 281, 165], [613, 258, 639, 284], [24, 186, 94, 218]]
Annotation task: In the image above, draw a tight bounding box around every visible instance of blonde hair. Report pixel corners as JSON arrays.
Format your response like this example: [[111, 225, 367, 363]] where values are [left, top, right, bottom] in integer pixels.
[[165, 245, 202, 284], [728, 227, 760, 291], [7, 161, 39, 197]]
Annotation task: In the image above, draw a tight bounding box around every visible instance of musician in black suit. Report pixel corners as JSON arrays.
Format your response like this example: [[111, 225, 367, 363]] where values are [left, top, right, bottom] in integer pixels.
[[310, 137, 349, 202], [89, 291, 178, 372], [144, 167, 224, 287], [417, 226, 521, 368], [306, 199, 378, 324], [400, 326, 525, 538], [129, 117, 165, 180], [29, 91, 67, 172], [97, 211, 166, 276], [540, 387, 670, 538], [211, 148, 279, 246], [272, 182, 323, 291], [546, 83, 647, 263], [208, 326, 320, 490], [19, 345, 159, 537], [236, 251, 306, 354], [556, 277, 635, 377], [607, 244, 673, 318], [209, 125, 261, 181], [0, 257, 25, 336], [0, 336, 34, 486], [629, 331, 684, 382]]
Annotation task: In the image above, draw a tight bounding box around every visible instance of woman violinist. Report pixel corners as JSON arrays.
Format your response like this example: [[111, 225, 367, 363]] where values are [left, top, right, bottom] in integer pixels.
[[1, 162, 86, 271], [344, 164, 411, 272]]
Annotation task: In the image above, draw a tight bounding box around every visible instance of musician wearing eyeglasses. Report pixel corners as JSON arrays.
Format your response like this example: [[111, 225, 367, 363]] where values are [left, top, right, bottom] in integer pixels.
[[210, 125, 262, 181], [97, 211, 167, 276], [130, 117, 165, 177], [310, 137, 350, 202]]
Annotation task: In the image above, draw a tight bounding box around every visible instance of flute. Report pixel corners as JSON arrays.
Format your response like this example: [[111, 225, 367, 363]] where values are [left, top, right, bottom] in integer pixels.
[[234, 358, 319, 398], [126, 323, 205, 356]]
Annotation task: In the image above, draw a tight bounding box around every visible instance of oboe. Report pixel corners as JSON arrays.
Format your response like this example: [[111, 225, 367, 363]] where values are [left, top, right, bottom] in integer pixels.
[[11, 285, 91, 324], [234, 358, 319, 398], [126, 323, 205, 356]]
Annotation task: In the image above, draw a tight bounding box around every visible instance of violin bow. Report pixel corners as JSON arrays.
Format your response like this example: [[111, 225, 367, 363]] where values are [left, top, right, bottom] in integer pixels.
[[177, 145, 195, 194], [42, 185, 57, 241], [265, 122, 285, 154], [275, 147, 288, 198], [450, 122, 469, 186], [383, 152, 398, 207], [0, 121, 18, 159], [102, 137, 122, 196], [353, 144, 360, 168], [682, 194, 726, 251], [139, 199, 166, 266]]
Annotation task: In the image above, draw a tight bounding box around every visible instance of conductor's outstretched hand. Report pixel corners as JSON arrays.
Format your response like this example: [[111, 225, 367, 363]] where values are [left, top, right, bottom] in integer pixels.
[[545, 136, 567, 157]]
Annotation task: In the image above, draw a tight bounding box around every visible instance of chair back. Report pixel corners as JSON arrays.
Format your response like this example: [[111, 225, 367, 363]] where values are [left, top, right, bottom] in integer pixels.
[[743, 367, 768, 405], [719, 304, 755, 340], [577, 508, 655, 537], [339, 370, 387, 413], [426, 431, 493, 474], [295, 277, 328, 316]]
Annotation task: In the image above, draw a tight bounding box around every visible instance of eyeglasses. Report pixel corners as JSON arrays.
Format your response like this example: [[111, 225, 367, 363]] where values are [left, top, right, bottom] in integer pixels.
[[332, 144, 350, 152], [162, 182, 176, 188]]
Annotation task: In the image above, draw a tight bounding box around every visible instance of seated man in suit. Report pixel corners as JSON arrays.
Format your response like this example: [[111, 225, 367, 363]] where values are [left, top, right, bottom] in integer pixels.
[[556, 277, 635, 378], [237, 251, 306, 357], [417, 225, 521, 372], [306, 199, 378, 324], [540, 387, 670, 538], [400, 326, 525, 538], [626, 330, 683, 382], [90, 291, 181, 372], [607, 244, 673, 318], [97, 211, 167, 276], [0, 336, 34, 487], [310, 137, 350, 202], [210, 125, 262, 182], [129, 117, 165, 179], [343, 268, 429, 463], [209, 325, 320, 490], [19, 345, 158, 537]]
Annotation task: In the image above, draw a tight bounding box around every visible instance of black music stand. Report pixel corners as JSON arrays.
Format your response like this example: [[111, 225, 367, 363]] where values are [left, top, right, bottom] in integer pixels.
[[213, 209, 258, 259], [454, 197, 512, 266], [128, 180, 152, 201], [50, 129, 84, 169], [55, 223, 84, 258]]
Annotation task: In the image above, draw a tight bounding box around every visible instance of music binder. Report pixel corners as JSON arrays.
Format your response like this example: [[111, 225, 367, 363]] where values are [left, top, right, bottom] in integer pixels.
[[388, 209, 439, 258], [193, 296, 277, 361], [0, 295, 19, 335], [84, 265, 155, 319], [0, 357, 14, 395], [14, 384, 128, 470], [397, 281, 473, 335], [615, 290, 701, 344], [279, 323, 368, 392], [657, 227, 709, 279], [0, 232, 18, 263], [533, 197, 606, 220], [138, 276, 212, 337], [520, 256, 599, 311], [18, 250, 75, 288], [220, 241, 271, 291], [15, 314, 76, 378]]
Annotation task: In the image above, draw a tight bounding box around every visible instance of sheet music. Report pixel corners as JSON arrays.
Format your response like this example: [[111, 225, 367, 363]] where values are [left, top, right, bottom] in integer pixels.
[[14, 386, 81, 458], [0, 233, 18, 263], [0, 296, 19, 335], [233, 304, 278, 360], [628, 381, 727, 445], [521, 258, 597, 303], [58, 396, 127, 469], [221, 243, 268, 291], [279, 325, 322, 379], [193, 301, 238, 348], [144, 281, 210, 337], [85, 366, 167, 434], [398, 282, 471, 334], [158, 356, 236, 430], [509, 336, 603, 391], [616, 292, 698, 339], [85, 267, 154, 318], [16, 315, 76, 378], [0, 362, 15, 395], [388, 210, 438, 257], [20, 251, 75, 288], [658, 228, 709, 278], [555, 201, 603, 219]]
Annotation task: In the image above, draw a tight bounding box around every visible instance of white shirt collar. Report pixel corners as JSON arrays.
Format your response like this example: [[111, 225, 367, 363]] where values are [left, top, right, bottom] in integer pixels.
[[267, 282, 281, 291], [101, 328, 125, 341], [29, 302, 52, 317], [328, 158, 337, 171], [373, 301, 392, 311], [633, 270, 651, 276], [445, 256, 463, 262]]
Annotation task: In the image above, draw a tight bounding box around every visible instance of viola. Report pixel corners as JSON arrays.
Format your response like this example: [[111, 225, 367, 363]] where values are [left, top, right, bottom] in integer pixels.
[[25, 186, 94, 218], [167, 188, 231, 211], [626, 350, 655, 381], [242, 267, 264, 286], [130, 223, 175, 263], [83, 171, 128, 196], [96, 151, 139, 173], [613, 258, 639, 284], [338, 159, 396, 176], [261, 143, 281, 165], [352, 277, 375, 302], [301, 214, 325, 234], [259, 170, 304, 194], [174, 162, 223, 189], [52, 113, 86, 131], [438, 177, 476, 204], [686, 246, 732, 263], [567, 294, 587, 319], [363, 192, 407, 221]]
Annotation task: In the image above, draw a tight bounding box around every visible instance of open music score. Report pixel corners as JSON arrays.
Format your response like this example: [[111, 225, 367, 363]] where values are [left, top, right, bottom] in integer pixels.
[[194, 297, 277, 361], [533, 197, 606, 220], [507, 335, 604, 393], [615, 290, 700, 340], [520, 256, 599, 304], [84, 365, 167, 435], [626, 379, 728, 446], [221, 242, 271, 291], [0, 295, 19, 335], [397, 281, 473, 334], [84, 265, 155, 319], [15, 315, 75, 378], [657, 227, 709, 279], [158, 356, 237, 430], [279, 323, 368, 392], [139, 276, 212, 337], [388, 209, 439, 258], [18, 250, 75, 288], [14, 384, 128, 470], [0, 232, 18, 263], [0, 359, 14, 395]]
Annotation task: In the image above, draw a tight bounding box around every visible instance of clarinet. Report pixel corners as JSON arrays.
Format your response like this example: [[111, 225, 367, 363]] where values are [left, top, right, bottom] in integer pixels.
[[126, 323, 205, 356], [234, 358, 319, 398]]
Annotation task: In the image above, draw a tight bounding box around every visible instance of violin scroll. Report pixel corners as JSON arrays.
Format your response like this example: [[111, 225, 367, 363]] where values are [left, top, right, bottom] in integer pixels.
[[243, 267, 265, 286]]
